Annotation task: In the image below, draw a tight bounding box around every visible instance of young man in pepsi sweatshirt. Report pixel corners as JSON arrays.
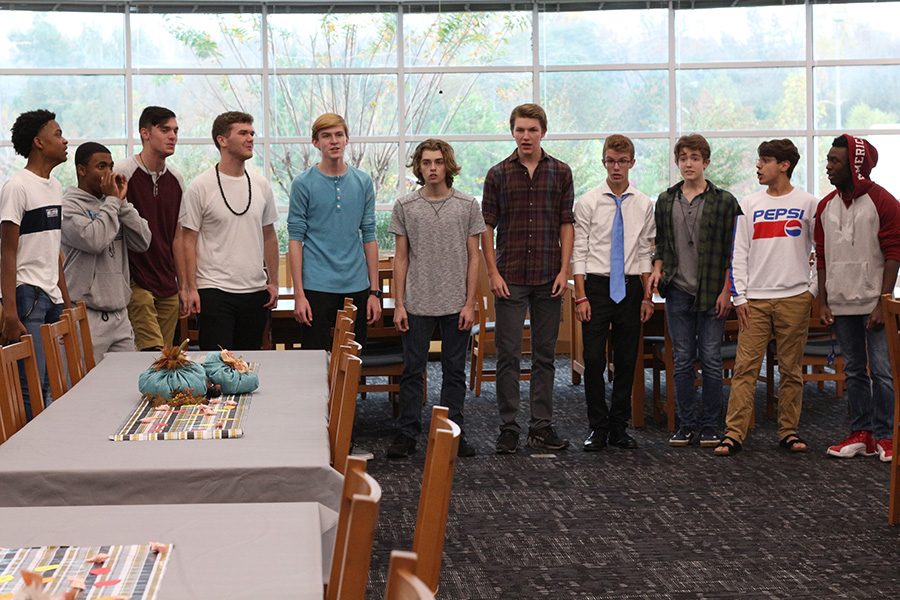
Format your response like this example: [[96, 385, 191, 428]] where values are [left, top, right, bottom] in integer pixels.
[[818, 134, 900, 463], [715, 139, 818, 456]]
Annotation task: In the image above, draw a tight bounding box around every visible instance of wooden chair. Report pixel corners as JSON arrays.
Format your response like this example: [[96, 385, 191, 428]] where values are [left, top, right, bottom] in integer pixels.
[[412, 405, 461, 593], [468, 255, 531, 397], [63, 301, 95, 374], [40, 313, 84, 399], [384, 551, 435, 600], [881, 293, 900, 525], [329, 341, 363, 475], [329, 313, 356, 393], [326, 455, 382, 600], [0, 335, 44, 443]]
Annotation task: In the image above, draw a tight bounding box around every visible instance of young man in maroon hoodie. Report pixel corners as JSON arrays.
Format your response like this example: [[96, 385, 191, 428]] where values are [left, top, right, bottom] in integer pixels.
[[817, 134, 900, 463]]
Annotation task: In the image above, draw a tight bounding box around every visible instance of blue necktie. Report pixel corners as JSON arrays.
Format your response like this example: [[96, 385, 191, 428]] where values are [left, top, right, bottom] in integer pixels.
[[610, 194, 627, 304]]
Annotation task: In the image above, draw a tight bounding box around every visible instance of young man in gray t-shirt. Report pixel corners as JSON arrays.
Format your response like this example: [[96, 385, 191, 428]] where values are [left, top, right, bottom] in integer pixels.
[[386, 139, 485, 459]]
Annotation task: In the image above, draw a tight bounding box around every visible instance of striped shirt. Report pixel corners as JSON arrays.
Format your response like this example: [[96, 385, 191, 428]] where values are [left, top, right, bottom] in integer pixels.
[[482, 150, 575, 286]]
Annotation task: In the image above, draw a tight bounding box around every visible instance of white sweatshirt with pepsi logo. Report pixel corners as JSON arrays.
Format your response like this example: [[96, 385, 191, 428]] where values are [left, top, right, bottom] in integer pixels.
[[731, 188, 819, 305]]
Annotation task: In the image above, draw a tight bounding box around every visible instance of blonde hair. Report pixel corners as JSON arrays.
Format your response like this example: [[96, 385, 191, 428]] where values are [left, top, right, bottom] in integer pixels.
[[408, 139, 461, 187], [311, 113, 349, 141]]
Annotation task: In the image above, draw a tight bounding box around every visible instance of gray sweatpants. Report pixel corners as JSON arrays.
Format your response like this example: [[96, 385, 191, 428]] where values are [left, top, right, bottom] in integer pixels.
[[87, 307, 136, 364]]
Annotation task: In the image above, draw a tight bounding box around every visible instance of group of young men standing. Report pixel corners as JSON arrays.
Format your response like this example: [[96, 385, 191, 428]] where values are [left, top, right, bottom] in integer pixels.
[[0, 102, 896, 466]]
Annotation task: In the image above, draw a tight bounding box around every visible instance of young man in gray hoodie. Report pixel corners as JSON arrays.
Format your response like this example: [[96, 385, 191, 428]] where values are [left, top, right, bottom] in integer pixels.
[[62, 142, 151, 364]]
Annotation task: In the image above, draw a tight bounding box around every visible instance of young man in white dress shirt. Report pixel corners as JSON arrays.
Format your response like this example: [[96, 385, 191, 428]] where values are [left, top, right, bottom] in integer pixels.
[[572, 134, 656, 451]]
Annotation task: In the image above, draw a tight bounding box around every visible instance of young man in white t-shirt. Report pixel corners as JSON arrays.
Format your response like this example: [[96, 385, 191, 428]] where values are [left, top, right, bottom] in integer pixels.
[[179, 111, 279, 350], [0, 109, 72, 416], [715, 139, 818, 456]]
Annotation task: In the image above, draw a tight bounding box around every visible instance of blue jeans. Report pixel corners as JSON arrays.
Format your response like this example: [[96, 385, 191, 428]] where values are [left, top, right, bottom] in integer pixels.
[[664, 286, 725, 431], [11, 285, 63, 419], [832, 315, 894, 440], [397, 312, 469, 439]]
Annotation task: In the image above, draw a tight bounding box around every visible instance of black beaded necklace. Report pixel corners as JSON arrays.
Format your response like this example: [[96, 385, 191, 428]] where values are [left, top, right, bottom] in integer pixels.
[[215, 164, 251, 216]]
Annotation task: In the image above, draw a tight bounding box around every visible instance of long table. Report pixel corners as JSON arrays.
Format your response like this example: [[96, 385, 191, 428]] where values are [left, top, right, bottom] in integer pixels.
[[0, 351, 343, 511], [0, 502, 336, 598]]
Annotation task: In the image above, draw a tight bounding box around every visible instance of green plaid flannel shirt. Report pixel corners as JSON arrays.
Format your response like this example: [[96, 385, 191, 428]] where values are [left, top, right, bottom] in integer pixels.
[[653, 180, 741, 312]]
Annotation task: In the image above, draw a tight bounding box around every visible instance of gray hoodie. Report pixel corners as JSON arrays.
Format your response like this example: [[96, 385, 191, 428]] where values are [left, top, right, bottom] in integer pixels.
[[61, 186, 152, 311]]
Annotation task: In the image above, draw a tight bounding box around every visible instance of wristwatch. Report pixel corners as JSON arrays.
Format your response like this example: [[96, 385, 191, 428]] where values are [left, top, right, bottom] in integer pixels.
[[369, 289, 383, 299]]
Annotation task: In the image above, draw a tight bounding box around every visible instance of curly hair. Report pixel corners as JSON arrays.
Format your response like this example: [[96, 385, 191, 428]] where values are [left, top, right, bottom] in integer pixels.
[[10, 109, 56, 158], [408, 139, 461, 187]]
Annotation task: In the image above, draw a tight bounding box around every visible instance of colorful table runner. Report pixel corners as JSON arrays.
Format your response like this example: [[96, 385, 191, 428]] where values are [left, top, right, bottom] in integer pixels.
[[110, 393, 252, 441], [0, 543, 172, 599]]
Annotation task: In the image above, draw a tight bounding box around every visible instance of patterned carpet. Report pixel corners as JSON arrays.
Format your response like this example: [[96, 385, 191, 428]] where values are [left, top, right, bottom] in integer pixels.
[[356, 357, 899, 599]]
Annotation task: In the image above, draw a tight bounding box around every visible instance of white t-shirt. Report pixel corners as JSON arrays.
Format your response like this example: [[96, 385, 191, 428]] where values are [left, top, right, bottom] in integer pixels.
[[179, 166, 278, 294], [0, 169, 64, 303]]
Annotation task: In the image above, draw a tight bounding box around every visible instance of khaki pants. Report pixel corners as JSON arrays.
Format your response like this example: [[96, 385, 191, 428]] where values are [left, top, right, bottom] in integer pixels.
[[127, 283, 179, 350], [724, 291, 812, 443]]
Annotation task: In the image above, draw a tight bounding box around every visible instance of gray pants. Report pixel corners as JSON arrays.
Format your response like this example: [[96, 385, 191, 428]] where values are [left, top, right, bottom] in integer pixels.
[[88, 307, 136, 364], [495, 281, 562, 433]]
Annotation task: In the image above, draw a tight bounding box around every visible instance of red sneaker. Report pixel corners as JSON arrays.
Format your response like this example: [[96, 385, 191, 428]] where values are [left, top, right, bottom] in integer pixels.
[[826, 431, 876, 458], [875, 438, 893, 463]]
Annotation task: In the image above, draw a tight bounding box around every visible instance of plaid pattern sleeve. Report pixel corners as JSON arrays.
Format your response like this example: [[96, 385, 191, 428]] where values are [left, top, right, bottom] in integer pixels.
[[483, 150, 575, 286], [0, 543, 172, 599], [655, 182, 741, 311]]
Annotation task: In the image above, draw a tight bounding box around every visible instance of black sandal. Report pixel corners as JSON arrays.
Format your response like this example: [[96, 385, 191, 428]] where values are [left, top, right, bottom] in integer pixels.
[[779, 434, 809, 453], [713, 436, 742, 456]]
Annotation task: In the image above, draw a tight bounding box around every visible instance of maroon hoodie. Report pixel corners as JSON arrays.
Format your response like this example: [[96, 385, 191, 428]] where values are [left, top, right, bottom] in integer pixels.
[[814, 134, 900, 315]]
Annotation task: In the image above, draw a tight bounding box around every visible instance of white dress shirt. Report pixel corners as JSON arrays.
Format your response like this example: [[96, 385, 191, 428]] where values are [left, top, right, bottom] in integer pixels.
[[572, 181, 656, 276]]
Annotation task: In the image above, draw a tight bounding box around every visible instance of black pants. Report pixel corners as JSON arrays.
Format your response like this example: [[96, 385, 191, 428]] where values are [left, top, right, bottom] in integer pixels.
[[198, 288, 270, 350], [301, 288, 370, 350], [581, 274, 643, 435]]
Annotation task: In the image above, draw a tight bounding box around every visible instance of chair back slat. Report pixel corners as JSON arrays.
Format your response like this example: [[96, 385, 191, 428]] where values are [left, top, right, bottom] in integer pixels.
[[63, 301, 95, 373], [327, 456, 382, 600], [329, 313, 356, 392], [0, 335, 43, 442], [412, 406, 461, 593], [384, 551, 435, 600], [39, 313, 83, 399], [329, 342, 362, 474]]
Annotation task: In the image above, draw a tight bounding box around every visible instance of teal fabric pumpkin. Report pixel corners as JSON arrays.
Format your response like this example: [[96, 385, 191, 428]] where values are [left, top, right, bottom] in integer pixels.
[[203, 352, 259, 395], [138, 360, 208, 400]]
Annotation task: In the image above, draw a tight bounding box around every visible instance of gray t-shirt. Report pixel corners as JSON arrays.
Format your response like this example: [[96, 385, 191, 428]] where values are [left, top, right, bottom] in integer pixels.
[[389, 189, 486, 316], [671, 188, 705, 296]]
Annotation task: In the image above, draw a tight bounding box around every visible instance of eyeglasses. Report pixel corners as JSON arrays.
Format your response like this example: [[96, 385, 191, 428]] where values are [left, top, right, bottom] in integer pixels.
[[602, 158, 632, 167]]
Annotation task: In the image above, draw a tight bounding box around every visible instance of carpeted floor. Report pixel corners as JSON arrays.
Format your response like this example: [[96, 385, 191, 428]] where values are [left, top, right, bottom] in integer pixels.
[[356, 357, 899, 599]]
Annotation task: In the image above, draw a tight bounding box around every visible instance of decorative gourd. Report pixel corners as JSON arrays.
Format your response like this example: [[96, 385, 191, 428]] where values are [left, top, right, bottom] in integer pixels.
[[203, 349, 259, 395], [138, 339, 208, 406]]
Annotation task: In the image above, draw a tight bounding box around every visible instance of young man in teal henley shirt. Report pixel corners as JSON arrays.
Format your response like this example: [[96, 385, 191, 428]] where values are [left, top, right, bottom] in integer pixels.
[[287, 113, 382, 349]]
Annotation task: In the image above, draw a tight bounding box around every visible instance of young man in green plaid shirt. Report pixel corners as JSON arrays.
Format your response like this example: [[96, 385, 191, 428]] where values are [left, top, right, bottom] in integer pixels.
[[647, 134, 741, 448]]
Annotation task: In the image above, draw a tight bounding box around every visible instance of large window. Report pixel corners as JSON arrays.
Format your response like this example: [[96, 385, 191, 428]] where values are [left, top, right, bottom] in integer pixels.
[[2, 1, 900, 250]]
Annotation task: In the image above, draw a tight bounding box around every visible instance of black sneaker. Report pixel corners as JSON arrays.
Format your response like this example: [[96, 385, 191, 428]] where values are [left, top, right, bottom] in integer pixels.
[[527, 426, 570, 451], [386, 434, 417, 459], [699, 429, 721, 448], [669, 427, 696, 447], [495, 429, 519, 454], [457, 437, 477, 458]]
